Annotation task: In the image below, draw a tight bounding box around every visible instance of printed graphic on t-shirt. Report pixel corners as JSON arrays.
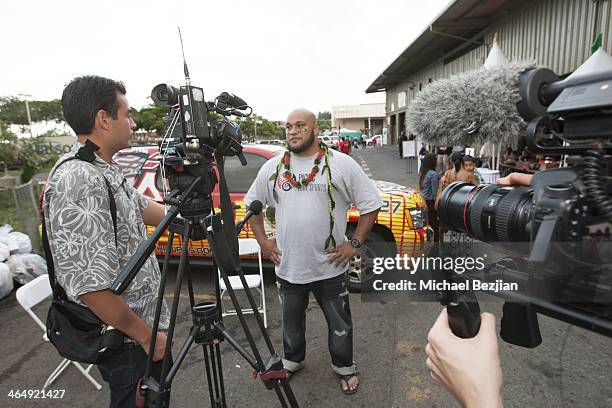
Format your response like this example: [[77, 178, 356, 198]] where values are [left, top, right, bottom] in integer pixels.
[[277, 168, 330, 192]]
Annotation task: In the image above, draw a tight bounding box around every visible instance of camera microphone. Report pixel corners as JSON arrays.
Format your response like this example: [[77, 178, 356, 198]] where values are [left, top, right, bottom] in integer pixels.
[[235, 200, 263, 234], [406, 63, 536, 146], [219, 92, 248, 108]]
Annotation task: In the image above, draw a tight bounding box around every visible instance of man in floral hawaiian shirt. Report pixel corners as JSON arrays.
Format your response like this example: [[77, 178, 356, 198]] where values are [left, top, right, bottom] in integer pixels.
[[43, 75, 170, 408]]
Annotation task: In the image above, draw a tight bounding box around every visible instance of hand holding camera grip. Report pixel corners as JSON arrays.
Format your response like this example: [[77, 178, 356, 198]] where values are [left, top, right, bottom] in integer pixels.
[[447, 299, 482, 338]]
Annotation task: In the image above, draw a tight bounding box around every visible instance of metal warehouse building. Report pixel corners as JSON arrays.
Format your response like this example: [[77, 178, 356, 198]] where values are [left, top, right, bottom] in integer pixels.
[[367, 0, 612, 146]]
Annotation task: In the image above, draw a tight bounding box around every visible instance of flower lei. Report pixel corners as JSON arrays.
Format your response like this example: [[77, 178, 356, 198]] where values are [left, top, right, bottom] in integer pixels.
[[270, 142, 336, 249]]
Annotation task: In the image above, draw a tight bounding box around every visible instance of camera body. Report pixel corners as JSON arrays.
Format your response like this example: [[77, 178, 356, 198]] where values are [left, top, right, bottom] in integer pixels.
[[436, 67, 612, 344]]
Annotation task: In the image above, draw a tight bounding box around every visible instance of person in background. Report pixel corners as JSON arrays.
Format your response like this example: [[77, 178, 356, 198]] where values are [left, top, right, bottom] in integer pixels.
[[419, 153, 440, 243], [339, 137, 351, 155], [457, 155, 479, 186], [399, 130, 408, 158], [503, 147, 513, 162], [418, 143, 427, 160]]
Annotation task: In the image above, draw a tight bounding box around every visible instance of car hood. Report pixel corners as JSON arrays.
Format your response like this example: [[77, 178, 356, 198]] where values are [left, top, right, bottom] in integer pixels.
[[372, 180, 417, 195]]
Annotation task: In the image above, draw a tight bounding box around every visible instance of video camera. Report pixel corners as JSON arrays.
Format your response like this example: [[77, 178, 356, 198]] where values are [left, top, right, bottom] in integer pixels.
[[436, 66, 612, 346], [149, 81, 251, 220]]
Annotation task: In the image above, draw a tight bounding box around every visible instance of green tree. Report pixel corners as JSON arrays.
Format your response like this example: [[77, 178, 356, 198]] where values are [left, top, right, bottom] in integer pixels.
[[318, 119, 331, 132], [19, 133, 61, 182], [0, 120, 19, 167], [132, 105, 168, 134], [0, 97, 63, 125], [317, 111, 331, 120]]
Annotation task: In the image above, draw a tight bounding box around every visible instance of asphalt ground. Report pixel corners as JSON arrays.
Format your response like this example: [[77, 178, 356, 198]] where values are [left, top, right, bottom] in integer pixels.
[[1, 145, 611, 408]]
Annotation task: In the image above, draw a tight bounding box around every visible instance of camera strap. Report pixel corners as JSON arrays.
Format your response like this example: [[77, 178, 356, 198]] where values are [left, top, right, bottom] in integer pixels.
[[215, 153, 240, 266], [42, 143, 117, 300]]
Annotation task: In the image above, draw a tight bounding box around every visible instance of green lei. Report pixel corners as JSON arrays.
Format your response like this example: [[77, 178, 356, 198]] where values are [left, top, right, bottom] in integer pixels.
[[269, 143, 336, 249]]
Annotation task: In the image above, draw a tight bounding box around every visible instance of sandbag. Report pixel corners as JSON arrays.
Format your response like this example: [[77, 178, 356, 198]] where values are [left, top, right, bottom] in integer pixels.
[[0, 235, 18, 254], [6, 253, 48, 284], [10, 232, 32, 254], [0, 242, 9, 262], [0, 263, 13, 299]]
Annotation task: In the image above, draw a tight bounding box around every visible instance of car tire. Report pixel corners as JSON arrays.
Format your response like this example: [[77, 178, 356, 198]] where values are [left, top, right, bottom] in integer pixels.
[[346, 225, 397, 293]]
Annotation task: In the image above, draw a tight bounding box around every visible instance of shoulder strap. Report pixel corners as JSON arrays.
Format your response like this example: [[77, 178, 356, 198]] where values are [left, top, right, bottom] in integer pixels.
[[43, 156, 118, 300]]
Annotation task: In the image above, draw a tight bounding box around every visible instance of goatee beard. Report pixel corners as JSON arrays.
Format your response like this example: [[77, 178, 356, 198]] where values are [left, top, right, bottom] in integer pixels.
[[288, 130, 316, 154]]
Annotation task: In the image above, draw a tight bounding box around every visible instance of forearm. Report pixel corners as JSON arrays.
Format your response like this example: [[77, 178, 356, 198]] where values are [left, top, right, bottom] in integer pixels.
[[142, 199, 167, 226], [80, 289, 152, 345], [249, 213, 268, 245], [352, 209, 379, 242]]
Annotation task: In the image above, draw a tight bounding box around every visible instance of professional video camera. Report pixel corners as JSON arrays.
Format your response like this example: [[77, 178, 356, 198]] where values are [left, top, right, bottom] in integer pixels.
[[148, 78, 251, 220], [110, 30, 297, 408], [435, 66, 612, 346]]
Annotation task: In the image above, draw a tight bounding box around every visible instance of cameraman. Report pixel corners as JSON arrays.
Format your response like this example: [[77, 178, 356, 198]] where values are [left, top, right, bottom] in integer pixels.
[[43, 76, 171, 408], [425, 172, 533, 408]]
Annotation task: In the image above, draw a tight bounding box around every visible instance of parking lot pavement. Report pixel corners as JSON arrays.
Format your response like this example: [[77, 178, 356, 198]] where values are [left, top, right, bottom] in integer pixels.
[[2, 264, 612, 407]]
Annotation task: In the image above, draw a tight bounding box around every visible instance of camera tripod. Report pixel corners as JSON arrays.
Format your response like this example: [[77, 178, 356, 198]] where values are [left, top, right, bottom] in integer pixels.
[[111, 157, 298, 408]]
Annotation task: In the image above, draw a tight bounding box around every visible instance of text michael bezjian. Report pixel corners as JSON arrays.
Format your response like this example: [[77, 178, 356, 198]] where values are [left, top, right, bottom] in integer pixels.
[[372, 279, 519, 293]]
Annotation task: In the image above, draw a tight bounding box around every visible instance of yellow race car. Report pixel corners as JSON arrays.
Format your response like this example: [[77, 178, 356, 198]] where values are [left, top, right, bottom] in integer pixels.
[[116, 144, 433, 291]]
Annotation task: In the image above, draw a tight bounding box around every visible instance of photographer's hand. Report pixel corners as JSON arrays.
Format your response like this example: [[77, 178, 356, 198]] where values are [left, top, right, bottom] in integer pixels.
[[497, 172, 533, 187], [426, 309, 503, 408]]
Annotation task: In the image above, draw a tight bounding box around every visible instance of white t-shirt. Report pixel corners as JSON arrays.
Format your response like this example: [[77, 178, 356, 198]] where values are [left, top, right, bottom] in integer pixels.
[[245, 149, 383, 284]]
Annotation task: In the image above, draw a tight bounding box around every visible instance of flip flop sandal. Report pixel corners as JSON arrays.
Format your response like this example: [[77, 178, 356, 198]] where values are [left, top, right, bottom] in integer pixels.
[[338, 374, 359, 395], [284, 368, 297, 381]]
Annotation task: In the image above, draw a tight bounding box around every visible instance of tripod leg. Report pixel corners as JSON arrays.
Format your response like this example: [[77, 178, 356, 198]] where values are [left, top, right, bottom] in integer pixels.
[[144, 230, 175, 381], [159, 221, 193, 389], [201, 344, 217, 408], [214, 342, 226, 405]]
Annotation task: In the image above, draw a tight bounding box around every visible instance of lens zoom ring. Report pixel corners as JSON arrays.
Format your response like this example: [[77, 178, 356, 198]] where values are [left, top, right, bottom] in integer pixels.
[[469, 184, 498, 239], [495, 188, 526, 242]]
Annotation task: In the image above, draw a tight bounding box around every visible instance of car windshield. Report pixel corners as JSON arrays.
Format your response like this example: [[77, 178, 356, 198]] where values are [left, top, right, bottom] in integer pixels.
[[224, 150, 282, 192]]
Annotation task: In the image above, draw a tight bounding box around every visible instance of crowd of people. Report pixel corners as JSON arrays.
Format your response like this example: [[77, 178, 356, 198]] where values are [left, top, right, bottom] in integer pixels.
[[418, 147, 482, 246]]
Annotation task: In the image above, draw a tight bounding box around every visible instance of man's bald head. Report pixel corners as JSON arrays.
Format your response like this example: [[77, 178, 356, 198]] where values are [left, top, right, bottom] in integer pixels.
[[287, 108, 316, 125]]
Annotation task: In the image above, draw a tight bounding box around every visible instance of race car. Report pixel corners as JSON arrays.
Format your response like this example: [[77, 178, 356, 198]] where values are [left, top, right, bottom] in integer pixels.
[[115, 144, 433, 291]]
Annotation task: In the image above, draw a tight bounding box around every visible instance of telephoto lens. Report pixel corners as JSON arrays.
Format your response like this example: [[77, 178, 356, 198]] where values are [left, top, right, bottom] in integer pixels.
[[437, 182, 533, 242]]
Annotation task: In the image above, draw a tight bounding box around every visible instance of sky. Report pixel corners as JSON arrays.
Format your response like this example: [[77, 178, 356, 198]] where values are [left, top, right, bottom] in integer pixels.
[[1, 0, 451, 121]]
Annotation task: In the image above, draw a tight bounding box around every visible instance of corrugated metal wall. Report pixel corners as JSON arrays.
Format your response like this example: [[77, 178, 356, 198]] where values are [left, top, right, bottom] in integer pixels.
[[386, 0, 612, 134], [488, 0, 610, 75]]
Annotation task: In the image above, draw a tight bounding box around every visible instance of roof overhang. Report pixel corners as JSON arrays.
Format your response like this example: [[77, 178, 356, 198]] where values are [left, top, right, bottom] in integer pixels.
[[366, 0, 532, 94]]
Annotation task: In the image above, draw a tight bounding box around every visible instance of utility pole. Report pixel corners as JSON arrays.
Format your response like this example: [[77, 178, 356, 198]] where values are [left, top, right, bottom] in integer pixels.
[[17, 93, 33, 137]]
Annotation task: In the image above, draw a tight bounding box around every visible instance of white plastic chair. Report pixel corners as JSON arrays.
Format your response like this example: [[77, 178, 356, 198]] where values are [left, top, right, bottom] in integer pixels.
[[15, 274, 102, 390], [218, 238, 267, 328]]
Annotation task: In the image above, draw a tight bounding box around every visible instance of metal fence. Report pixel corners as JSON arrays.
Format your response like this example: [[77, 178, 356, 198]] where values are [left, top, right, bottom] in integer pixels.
[[0, 181, 43, 254]]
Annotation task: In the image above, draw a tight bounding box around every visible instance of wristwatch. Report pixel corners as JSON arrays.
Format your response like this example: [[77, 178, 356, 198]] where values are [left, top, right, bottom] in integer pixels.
[[350, 238, 362, 249]]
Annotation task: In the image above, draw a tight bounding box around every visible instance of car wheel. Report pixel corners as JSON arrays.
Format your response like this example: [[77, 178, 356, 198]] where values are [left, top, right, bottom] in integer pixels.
[[346, 226, 396, 292]]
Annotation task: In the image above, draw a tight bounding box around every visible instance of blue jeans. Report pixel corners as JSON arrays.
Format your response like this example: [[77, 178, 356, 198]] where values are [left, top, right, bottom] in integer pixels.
[[276, 272, 356, 376], [97, 343, 164, 408]]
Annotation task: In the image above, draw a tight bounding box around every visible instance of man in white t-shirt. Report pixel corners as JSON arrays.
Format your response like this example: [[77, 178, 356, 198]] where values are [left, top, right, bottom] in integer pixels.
[[245, 108, 383, 395]]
